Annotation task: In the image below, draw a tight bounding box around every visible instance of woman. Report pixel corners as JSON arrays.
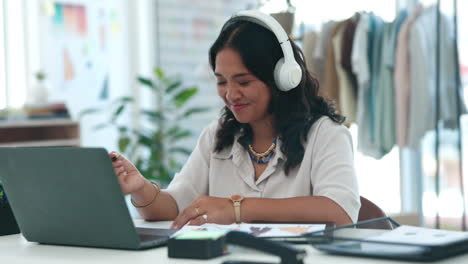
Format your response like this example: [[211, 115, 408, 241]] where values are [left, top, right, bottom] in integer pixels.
[[110, 12, 360, 229]]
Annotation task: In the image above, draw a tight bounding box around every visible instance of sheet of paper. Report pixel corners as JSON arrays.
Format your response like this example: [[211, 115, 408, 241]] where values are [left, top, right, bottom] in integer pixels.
[[366, 225, 468, 246], [173, 223, 326, 238]]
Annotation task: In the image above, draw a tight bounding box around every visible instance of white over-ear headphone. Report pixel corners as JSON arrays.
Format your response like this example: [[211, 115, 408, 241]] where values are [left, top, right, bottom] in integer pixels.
[[223, 10, 303, 92]]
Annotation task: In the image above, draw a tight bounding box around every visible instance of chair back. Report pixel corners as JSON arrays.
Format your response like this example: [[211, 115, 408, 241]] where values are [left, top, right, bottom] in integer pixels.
[[358, 196, 394, 229]]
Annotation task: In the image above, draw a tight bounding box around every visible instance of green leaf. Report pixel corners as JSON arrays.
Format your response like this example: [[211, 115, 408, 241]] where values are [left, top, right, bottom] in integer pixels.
[[77, 108, 101, 119], [166, 126, 191, 140], [181, 107, 210, 118], [172, 130, 191, 140], [118, 137, 131, 152], [142, 110, 164, 121], [169, 147, 192, 156], [93, 123, 110, 130], [154, 149, 165, 161], [166, 126, 181, 136], [137, 133, 154, 147], [137, 77, 154, 88], [111, 105, 125, 121], [154, 67, 164, 79], [173, 87, 198, 108], [115, 96, 134, 104], [166, 80, 182, 93], [117, 126, 128, 133]]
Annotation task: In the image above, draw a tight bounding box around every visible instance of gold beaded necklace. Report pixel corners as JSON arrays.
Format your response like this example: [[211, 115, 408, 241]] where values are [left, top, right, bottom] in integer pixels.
[[247, 138, 277, 163]]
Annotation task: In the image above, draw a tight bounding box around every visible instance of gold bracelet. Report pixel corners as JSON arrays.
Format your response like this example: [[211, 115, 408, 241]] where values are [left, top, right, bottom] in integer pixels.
[[131, 181, 160, 208]]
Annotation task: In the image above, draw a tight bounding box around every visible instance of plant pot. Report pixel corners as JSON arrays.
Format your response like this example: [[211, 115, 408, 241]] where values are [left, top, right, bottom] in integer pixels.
[[0, 203, 20, 236]]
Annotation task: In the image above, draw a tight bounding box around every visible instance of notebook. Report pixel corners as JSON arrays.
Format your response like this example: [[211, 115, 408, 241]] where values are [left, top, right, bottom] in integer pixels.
[[0, 147, 177, 250]]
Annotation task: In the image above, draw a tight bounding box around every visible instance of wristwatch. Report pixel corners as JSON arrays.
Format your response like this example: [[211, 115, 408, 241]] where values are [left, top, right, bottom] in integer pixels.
[[230, 194, 244, 224]]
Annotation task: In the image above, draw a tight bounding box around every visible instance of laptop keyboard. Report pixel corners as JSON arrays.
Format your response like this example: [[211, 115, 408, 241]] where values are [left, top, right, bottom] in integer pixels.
[[136, 227, 177, 247], [138, 233, 169, 243]]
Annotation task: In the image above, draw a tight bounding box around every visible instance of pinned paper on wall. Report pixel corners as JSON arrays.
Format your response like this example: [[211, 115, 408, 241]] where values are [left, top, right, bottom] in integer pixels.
[[42, 0, 55, 17], [52, 3, 88, 37], [63, 48, 75, 81], [52, 3, 63, 24], [42, 0, 124, 105], [110, 9, 121, 35], [99, 25, 106, 50], [75, 6, 87, 37], [99, 74, 109, 100]]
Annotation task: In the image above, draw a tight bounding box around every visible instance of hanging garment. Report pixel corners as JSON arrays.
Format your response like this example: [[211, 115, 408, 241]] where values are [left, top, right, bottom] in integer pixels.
[[353, 13, 375, 156], [354, 13, 386, 159], [340, 13, 360, 99], [374, 10, 408, 156], [313, 21, 338, 86], [367, 13, 386, 158], [302, 30, 319, 76], [374, 22, 394, 156], [407, 5, 465, 149], [394, 5, 423, 148], [321, 21, 346, 113], [332, 19, 357, 125]]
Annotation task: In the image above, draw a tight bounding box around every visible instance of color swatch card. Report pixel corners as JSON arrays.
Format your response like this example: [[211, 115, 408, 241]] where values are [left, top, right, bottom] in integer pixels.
[[174, 223, 326, 238]]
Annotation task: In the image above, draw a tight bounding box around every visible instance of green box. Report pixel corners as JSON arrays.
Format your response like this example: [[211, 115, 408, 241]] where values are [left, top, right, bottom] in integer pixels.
[[168, 230, 227, 259]]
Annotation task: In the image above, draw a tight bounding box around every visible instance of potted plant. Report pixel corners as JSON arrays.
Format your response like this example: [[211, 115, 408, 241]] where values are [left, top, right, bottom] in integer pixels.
[[27, 71, 49, 105], [0, 183, 20, 236], [80, 68, 209, 187]]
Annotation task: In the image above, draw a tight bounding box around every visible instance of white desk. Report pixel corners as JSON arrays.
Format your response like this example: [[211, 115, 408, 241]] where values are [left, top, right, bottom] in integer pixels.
[[1, 220, 468, 264]]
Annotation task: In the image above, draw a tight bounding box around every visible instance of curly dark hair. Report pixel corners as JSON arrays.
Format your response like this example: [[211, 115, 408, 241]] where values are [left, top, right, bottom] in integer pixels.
[[209, 20, 344, 174]]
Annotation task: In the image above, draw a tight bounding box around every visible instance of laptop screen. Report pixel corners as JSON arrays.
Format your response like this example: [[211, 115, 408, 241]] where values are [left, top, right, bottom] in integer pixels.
[[0, 147, 144, 249]]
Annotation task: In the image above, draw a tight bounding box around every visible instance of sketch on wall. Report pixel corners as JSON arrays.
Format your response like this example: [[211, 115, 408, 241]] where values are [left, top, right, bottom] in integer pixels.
[[41, 0, 127, 115], [40, 0, 129, 149]]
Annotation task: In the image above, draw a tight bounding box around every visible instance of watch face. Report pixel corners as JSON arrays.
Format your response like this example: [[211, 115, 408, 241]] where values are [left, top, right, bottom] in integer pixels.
[[231, 194, 244, 202]]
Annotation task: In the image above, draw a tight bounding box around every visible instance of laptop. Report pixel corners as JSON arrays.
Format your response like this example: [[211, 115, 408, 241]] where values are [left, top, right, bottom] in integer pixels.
[[0, 147, 177, 250]]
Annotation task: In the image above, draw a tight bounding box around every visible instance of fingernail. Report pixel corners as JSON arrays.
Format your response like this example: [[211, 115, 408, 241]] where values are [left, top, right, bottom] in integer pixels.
[[122, 171, 127, 176]]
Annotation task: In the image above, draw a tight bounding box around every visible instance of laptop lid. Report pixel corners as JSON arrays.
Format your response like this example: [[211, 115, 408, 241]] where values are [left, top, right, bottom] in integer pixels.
[[0, 147, 143, 249]]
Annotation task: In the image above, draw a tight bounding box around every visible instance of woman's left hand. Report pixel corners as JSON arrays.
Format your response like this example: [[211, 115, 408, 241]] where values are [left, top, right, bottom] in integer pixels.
[[170, 195, 234, 229]]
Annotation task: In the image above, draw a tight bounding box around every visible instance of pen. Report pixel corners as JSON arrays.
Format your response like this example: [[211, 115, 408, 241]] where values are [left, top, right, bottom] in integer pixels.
[[111, 153, 120, 162]]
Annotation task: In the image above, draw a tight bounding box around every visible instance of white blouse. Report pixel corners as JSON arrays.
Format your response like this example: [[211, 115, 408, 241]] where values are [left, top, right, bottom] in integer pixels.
[[165, 116, 361, 222]]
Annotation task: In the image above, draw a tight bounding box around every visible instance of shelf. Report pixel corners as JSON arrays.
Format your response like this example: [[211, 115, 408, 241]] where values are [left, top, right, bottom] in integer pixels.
[[0, 119, 76, 128], [0, 139, 81, 147], [0, 119, 80, 147]]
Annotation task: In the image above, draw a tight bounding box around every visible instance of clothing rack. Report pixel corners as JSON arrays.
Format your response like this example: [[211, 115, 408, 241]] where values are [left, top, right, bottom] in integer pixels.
[[434, 0, 466, 231]]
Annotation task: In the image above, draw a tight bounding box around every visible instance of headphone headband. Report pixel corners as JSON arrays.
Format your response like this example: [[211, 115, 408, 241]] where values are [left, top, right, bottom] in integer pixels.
[[228, 11, 295, 62], [222, 10, 302, 91]]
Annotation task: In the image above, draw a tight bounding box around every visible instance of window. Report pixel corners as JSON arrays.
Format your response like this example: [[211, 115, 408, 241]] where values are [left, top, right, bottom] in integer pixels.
[[1, 0, 28, 109], [0, 1, 6, 109]]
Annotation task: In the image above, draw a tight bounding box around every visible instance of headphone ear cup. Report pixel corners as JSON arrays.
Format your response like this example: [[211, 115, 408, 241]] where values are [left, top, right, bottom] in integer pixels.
[[274, 58, 302, 91], [274, 58, 287, 91]]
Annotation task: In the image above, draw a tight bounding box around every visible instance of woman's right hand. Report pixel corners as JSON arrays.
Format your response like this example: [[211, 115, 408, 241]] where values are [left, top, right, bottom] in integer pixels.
[[109, 152, 147, 195]]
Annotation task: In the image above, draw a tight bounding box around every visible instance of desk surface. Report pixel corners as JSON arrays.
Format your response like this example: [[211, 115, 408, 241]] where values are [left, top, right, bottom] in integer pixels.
[[1, 220, 467, 264]]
